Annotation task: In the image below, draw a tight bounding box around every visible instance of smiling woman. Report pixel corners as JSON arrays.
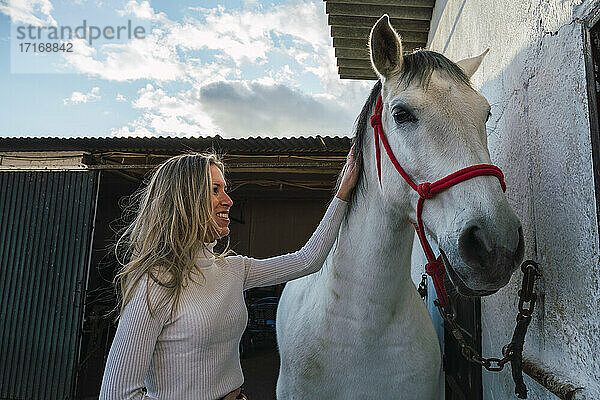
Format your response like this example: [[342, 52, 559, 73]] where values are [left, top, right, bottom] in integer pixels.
[[99, 151, 360, 400], [210, 163, 234, 238]]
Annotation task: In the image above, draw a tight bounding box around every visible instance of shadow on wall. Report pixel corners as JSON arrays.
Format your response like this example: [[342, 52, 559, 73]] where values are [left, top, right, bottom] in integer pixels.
[[442, 0, 467, 54], [449, 19, 600, 398], [427, 0, 468, 54]]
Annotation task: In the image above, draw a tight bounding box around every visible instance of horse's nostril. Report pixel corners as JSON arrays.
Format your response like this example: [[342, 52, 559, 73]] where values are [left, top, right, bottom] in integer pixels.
[[472, 227, 492, 253], [459, 226, 491, 268], [458, 224, 524, 272]]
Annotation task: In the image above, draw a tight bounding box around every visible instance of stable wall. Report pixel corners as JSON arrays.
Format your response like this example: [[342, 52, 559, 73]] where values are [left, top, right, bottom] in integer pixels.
[[422, 0, 600, 398]]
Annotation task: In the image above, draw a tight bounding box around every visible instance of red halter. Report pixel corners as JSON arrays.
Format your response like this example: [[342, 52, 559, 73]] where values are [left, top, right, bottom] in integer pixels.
[[370, 95, 506, 309]]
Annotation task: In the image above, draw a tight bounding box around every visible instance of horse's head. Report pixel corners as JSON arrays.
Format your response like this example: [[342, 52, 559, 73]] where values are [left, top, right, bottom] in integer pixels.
[[366, 15, 524, 296]]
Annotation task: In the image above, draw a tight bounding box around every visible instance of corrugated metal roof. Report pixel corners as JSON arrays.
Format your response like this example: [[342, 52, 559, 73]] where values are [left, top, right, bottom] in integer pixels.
[[0, 135, 351, 155], [325, 0, 435, 80]]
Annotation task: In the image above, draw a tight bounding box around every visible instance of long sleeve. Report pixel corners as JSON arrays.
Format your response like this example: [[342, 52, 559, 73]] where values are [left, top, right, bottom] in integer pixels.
[[234, 196, 347, 290], [99, 278, 171, 400]]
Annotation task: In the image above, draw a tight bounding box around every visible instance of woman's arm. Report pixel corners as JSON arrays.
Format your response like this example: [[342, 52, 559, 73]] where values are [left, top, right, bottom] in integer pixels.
[[235, 146, 360, 289], [99, 278, 170, 400]]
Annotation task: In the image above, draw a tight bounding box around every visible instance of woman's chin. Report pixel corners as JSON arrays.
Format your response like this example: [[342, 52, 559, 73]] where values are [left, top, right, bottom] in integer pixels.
[[205, 227, 229, 243], [218, 227, 230, 238]]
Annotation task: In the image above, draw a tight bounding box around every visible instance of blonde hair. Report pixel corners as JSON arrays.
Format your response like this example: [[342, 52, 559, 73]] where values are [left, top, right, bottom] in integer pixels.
[[114, 153, 225, 318]]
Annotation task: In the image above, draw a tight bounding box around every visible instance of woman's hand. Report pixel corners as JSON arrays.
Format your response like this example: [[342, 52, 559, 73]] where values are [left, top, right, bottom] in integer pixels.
[[336, 144, 361, 201], [223, 388, 242, 400]]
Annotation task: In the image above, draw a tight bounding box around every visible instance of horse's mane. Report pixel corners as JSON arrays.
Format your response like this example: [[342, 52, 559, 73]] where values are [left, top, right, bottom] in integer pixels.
[[338, 50, 471, 206], [346, 80, 381, 202]]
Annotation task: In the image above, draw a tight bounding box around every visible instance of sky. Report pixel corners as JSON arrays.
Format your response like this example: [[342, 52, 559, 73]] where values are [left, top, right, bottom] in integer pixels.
[[0, 0, 373, 138]]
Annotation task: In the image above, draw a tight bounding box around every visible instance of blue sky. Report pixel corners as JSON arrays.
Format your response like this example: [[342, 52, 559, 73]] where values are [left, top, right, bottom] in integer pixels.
[[0, 0, 373, 138]]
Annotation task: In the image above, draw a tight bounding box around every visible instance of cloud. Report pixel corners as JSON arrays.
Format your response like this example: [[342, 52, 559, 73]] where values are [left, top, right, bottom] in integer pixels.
[[174, 2, 372, 107], [117, 0, 168, 23], [58, 1, 183, 82], [62, 34, 185, 82], [60, 1, 373, 138], [59, 1, 333, 82], [198, 80, 355, 137], [111, 80, 360, 138], [115, 93, 127, 102], [111, 112, 215, 137], [63, 86, 101, 105], [0, 0, 56, 26], [111, 121, 155, 137], [111, 84, 218, 137], [173, 2, 328, 66]]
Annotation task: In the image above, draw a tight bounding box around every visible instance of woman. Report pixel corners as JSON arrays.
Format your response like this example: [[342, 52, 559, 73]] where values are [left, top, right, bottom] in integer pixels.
[[99, 148, 360, 400]]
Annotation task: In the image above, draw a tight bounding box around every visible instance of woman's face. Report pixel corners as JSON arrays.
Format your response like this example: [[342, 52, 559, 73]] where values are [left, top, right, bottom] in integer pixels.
[[210, 164, 233, 239]]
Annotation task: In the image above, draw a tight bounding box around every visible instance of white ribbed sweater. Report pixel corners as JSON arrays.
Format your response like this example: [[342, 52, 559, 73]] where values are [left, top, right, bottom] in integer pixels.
[[99, 197, 347, 400]]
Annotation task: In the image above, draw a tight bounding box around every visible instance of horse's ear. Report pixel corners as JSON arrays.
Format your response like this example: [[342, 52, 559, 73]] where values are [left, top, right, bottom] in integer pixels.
[[370, 14, 403, 80], [456, 48, 489, 79]]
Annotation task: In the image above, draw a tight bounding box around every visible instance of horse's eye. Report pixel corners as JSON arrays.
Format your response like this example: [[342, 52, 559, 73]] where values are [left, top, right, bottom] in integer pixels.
[[393, 108, 416, 124]]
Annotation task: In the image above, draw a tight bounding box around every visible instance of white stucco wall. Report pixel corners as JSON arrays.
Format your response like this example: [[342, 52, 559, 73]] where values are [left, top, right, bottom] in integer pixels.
[[420, 0, 600, 398]]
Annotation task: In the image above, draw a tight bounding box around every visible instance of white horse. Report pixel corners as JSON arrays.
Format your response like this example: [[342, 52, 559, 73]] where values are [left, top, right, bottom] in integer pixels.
[[276, 15, 524, 400]]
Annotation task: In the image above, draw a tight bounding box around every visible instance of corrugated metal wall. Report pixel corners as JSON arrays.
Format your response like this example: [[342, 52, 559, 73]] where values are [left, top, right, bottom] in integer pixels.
[[0, 171, 99, 400]]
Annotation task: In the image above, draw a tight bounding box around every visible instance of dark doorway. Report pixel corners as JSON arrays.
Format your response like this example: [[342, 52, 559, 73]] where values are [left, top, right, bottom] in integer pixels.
[[229, 195, 331, 400], [76, 170, 140, 399], [444, 298, 483, 400]]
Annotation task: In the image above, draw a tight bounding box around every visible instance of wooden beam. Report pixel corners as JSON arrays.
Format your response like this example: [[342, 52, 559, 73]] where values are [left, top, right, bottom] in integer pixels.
[[335, 47, 370, 59], [336, 58, 373, 69], [340, 74, 377, 80], [523, 358, 588, 400], [334, 44, 422, 59], [324, 0, 434, 7], [0, 151, 86, 167], [325, 3, 433, 20], [227, 167, 342, 174], [84, 164, 344, 174], [331, 26, 428, 42], [338, 67, 378, 79], [328, 15, 430, 31], [333, 37, 369, 49], [111, 169, 144, 183], [333, 37, 422, 49]]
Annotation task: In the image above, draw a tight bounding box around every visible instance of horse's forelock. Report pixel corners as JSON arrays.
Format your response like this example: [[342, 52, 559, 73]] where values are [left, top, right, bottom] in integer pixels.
[[398, 50, 471, 89]]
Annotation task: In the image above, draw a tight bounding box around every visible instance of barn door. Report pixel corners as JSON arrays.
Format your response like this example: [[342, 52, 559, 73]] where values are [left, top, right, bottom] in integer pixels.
[[443, 297, 482, 400]]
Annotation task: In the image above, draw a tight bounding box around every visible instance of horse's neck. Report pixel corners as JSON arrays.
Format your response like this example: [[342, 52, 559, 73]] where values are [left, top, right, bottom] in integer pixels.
[[330, 190, 416, 306]]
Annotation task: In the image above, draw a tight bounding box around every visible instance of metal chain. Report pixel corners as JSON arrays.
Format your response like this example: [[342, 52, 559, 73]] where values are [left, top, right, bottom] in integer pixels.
[[432, 260, 541, 398]]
